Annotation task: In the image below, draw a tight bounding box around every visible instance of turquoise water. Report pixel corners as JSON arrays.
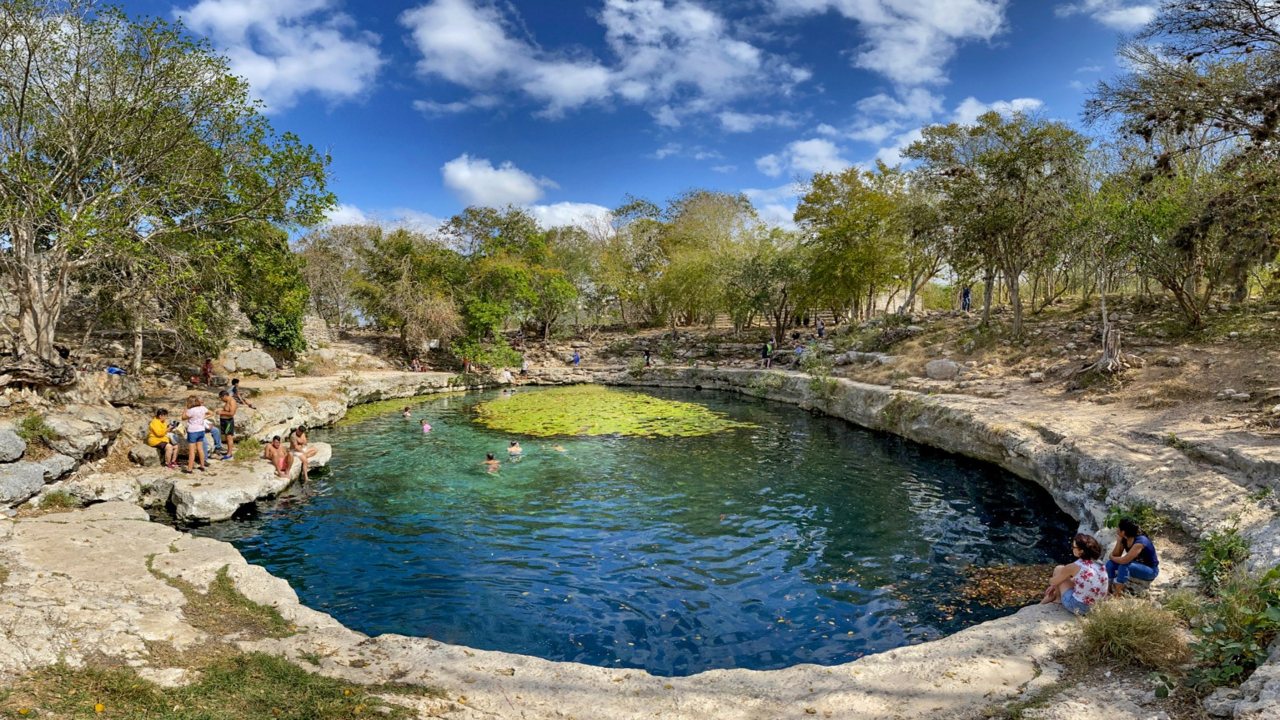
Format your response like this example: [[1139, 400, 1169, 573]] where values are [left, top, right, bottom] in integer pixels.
[[195, 387, 1074, 676]]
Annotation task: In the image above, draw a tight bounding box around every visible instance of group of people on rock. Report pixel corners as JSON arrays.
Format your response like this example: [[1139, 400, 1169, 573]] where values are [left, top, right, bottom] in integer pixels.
[[1041, 517, 1160, 615], [145, 376, 317, 479], [147, 379, 253, 472]]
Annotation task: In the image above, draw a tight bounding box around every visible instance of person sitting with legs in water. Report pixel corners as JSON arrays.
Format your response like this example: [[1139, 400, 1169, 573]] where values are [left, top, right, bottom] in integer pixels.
[[1106, 517, 1160, 595], [1041, 533, 1108, 615], [262, 436, 294, 478], [290, 426, 318, 481]]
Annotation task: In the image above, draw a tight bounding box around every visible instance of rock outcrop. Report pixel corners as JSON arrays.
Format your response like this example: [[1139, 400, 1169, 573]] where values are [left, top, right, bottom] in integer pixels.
[[41, 404, 125, 459]]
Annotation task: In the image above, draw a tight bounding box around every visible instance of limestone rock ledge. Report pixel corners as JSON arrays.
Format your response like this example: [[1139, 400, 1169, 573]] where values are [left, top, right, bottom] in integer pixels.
[[43, 443, 331, 523]]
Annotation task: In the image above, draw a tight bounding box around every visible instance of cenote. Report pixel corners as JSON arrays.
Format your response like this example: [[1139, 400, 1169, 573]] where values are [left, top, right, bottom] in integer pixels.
[[195, 386, 1075, 676]]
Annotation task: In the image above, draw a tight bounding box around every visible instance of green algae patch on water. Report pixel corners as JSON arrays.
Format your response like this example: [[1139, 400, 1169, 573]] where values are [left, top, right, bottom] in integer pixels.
[[473, 385, 755, 438], [337, 394, 460, 427]]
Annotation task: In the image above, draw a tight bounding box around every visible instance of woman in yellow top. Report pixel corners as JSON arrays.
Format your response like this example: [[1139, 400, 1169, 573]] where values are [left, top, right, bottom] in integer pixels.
[[147, 408, 179, 469]]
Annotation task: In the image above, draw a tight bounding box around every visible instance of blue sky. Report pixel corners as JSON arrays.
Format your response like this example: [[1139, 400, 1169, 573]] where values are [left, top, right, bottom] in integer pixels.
[[119, 0, 1155, 230]]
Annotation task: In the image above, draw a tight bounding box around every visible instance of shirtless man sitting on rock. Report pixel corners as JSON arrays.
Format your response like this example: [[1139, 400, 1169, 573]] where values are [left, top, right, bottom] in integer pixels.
[[262, 436, 293, 478]]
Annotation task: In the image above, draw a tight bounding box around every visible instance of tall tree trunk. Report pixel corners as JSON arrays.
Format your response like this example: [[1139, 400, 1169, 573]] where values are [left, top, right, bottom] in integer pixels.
[[1008, 272, 1023, 337], [131, 317, 144, 374], [981, 268, 995, 327]]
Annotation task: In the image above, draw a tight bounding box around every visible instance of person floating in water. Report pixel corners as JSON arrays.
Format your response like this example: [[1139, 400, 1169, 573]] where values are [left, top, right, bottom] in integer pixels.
[[551, 445, 567, 453], [402, 407, 411, 419], [483, 453, 500, 473], [508, 440, 522, 457], [421, 419, 432, 433]]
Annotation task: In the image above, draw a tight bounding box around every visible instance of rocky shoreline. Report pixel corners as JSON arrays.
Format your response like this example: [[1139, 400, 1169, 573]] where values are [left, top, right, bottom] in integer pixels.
[[1, 366, 1278, 718]]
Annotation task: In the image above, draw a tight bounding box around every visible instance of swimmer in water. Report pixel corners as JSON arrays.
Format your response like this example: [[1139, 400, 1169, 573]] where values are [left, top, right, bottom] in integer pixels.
[[402, 407, 411, 418], [508, 440, 522, 457], [421, 419, 432, 433], [551, 445, 567, 453], [483, 453, 500, 473]]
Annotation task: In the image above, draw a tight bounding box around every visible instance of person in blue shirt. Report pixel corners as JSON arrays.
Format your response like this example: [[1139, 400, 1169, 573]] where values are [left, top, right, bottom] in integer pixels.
[[1106, 517, 1159, 595]]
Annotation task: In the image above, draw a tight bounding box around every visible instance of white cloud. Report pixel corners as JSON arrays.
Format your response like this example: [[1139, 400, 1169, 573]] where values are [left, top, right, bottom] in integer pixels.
[[178, 0, 383, 112], [773, 0, 1007, 86], [718, 111, 801, 133], [441, 154, 557, 207], [401, 0, 810, 122], [1055, 1, 1157, 31], [323, 204, 445, 232], [856, 88, 944, 119], [412, 95, 501, 116], [528, 202, 614, 229], [743, 183, 804, 230], [711, 164, 738, 173], [756, 138, 850, 178], [324, 203, 370, 225], [952, 96, 1044, 124], [873, 127, 923, 166]]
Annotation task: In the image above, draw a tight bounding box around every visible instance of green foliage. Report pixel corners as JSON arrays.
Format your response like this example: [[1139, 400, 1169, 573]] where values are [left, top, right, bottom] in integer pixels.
[[452, 338, 522, 370], [235, 225, 310, 355], [37, 490, 79, 511], [472, 385, 756, 438], [747, 372, 786, 396], [0, 0, 331, 367], [1074, 597, 1190, 670], [1188, 567, 1280, 691], [1197, 527, 1252, 594], [1103, 502, 1169, 534], [919, 282, 956, 311], [15, 414, 53, 445], [2, 652, 437, 719], [626, 356, 647, 378], [1162, 588, 1205, 625]]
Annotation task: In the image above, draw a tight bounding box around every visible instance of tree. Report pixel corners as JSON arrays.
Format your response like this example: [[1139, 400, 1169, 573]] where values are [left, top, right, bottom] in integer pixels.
[[795, 164, 905, 321], [907, 112, 1087, 336], [352, 227, 463, 355], [298, 225, 367, 330], [0, 0, 331, 385]]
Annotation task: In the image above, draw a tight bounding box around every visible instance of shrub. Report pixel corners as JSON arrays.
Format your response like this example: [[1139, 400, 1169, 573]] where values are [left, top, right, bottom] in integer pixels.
[[1189, 566, 1280, 690], [1197, 527, 1251, 594], [37, 490, 79, 511], [1075, 597, 1190, 671], [16, 413, 54, 444], [1103, 502, 1168, 535], [626, 356, 646, 378], [1162, 588, 1205, 625]]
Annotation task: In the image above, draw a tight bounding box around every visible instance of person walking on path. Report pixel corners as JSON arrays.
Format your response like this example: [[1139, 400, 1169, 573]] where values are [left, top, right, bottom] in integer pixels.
[[183, 395, 209, 473], [761, 340, 773, 369]]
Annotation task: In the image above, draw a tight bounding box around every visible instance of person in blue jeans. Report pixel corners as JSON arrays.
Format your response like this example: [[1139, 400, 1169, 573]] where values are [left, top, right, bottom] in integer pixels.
[[1106, 517, 1159, 594]]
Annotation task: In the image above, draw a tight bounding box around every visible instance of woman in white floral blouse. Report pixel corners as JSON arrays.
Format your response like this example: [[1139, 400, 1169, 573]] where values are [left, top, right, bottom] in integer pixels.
[[1040, 534, 1108, 615]]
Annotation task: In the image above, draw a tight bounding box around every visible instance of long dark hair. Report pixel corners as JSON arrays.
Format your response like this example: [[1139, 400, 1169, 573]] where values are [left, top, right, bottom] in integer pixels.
[[1118, 517, 1142, 538]]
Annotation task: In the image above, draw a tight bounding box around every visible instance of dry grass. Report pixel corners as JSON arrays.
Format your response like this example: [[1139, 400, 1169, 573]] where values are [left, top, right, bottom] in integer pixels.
[[1074, 597, 1190, 670], [146, 559, 294, 641]]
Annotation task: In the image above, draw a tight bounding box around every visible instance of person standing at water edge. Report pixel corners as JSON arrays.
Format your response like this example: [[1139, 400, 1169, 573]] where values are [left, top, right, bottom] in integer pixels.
[[217, 389, 237, 460], [1106, 517, 1159, 595], [761, 341, 772, 368], [1040, 534, 1107, 614], [183, 395, 208, 473]]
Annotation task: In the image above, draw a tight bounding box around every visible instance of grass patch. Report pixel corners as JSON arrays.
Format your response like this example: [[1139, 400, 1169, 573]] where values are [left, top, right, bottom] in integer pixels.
[[232, 439, 261, 463], [1074, 597, 1190, 671], [0, 652, 440, 719], [1162, 588, 1205, 625], [15, 413, 54, 445], [147, 560, 293, 641], [35, 490, 80, 513]]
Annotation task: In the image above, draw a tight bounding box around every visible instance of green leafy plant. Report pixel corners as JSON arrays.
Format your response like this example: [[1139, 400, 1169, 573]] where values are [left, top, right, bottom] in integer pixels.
[[15, 414, 54, 445], [1188, 567, 1280, 691], [1197, 527, 1251, 594], [1103, 502, 1169, 535], [626, 356, 647, 378]]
